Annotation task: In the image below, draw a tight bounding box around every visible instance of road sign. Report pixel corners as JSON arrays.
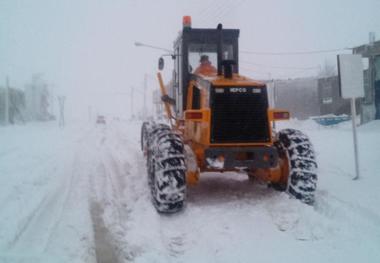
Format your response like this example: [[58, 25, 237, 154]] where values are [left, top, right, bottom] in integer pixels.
[[338, 54, 365, 99], [337, 54, 365, 180]]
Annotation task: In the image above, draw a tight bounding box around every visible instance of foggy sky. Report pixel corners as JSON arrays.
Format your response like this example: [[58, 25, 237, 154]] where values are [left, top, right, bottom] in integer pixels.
[[1, 0, 379, 119]]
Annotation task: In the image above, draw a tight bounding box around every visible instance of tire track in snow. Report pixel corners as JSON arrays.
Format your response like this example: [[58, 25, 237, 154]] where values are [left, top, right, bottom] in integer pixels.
[[0, 124, 102, 261], [315, 190, 380, 227], [90, 200, 120, 263], [0, 126, 96, 216], [124, 144, 189, 262], [0, 155, 59, 211], [6, 153, 77, 253], [158, 219, 187, 260], [264, 192, 329, 241], [125, 124, 271, 261], [88, 130, 123, 263], [265, 188, 380, 242], [119, 147, 164, 260], [88, 123, 138, 262]]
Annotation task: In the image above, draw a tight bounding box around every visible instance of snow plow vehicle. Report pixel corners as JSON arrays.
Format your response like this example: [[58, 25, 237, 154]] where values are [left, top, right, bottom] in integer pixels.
[[141, 17, 317, 213]]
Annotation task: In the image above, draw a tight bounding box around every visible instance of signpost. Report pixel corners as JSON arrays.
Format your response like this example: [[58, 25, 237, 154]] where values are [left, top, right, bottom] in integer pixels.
[[337, 54, 365, 180]]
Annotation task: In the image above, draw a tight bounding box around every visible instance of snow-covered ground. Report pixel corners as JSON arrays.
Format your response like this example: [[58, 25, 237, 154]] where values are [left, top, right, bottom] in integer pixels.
[[0, 119, 379, 263]]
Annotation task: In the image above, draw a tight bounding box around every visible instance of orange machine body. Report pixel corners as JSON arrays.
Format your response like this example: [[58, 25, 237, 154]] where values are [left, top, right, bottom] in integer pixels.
[[158, 72, 290, 186]]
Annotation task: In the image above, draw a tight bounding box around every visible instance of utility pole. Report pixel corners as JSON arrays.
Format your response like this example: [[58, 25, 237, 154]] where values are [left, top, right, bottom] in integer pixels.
[[143, 74, 147, 120], [130, 86, 134, 119], [4, 76, 10, 125]]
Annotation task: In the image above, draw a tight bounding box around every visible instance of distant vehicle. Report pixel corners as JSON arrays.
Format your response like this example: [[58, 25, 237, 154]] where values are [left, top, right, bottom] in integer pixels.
[[96, 115, 106, 124]]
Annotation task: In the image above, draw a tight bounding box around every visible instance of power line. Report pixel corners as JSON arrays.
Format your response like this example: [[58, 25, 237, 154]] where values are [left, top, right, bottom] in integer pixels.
[[212, 0, 246, 23], [198, 0, 227, 26], [239, 65, 318, 79], [200, 0, 246, 26], [198, 0, 221, 18], [207, 1, 233, 23], [239, 65, 272, 75], [240, 47, 352, 56], [240, 60, 319, 70]]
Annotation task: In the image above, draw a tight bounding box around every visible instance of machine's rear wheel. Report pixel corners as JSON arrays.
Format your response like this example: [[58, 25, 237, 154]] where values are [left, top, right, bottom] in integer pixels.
[[276, 129, 318, 205], [147, 124, 186, 213]]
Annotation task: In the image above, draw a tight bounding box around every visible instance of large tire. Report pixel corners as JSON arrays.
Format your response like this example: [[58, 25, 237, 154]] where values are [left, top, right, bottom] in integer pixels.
[[276, 129, 318, 205], [147, 124, 187, 213]]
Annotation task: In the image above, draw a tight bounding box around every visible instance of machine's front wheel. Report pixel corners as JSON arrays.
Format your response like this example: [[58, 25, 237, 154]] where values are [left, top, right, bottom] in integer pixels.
[[148, 124, 187, 213], [276, 129, 318, 205]]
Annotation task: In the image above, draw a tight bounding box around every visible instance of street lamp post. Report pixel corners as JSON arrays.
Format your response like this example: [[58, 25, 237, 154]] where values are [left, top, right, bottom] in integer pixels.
[[134, 41, 173, 120], [134, 42, 171, 53], [143, 74, 148, 119]]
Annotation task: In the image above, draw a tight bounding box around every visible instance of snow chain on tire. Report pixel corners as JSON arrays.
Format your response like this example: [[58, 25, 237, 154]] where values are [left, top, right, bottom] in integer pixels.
[[276, 129, 318, 205], [142, 122, 186, 213]]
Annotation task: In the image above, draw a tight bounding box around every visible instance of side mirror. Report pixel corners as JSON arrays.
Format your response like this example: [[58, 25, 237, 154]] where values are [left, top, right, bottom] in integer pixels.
[[158, 57, 164, 71]]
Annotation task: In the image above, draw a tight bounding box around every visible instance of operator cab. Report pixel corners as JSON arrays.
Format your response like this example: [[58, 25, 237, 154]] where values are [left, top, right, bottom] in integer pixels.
[[171, 16, 240, 117]]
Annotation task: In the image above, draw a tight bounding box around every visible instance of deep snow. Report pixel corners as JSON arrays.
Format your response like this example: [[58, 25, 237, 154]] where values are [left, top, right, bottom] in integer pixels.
[[0, 119, 379, 263]]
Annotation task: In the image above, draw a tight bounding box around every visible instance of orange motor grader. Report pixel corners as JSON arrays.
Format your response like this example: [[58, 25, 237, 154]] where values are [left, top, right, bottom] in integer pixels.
[[141, 17, 317, 213]]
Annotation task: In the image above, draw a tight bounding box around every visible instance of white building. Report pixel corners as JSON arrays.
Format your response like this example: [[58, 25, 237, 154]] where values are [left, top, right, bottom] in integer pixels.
[[24, 75, 53, 121]]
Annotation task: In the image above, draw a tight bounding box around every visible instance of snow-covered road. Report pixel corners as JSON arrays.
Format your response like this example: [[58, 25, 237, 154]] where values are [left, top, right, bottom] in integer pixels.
[[0, 119, 379, 263]]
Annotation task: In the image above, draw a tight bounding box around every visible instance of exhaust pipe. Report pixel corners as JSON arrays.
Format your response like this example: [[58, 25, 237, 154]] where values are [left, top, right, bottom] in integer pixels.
[[217, 23, 223, 76], [222, 60, 236, 79]]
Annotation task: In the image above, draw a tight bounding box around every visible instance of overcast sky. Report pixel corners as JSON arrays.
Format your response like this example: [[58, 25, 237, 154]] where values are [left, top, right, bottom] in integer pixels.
[[1, 0, 379, 119]]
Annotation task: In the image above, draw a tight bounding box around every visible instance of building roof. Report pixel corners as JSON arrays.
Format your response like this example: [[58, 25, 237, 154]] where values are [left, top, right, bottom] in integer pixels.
[[352, 40, 380, 56]]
